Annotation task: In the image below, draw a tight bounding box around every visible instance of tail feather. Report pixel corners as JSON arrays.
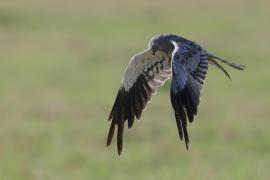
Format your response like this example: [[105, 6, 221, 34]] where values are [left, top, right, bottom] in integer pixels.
[[208, 54, 245, 79], [209, 54, 245, 70], [208, 58, 231, 80]]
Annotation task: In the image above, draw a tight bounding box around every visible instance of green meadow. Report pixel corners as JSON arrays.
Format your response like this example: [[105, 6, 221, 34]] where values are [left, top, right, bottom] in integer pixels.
[[0, 0, 269, 179]]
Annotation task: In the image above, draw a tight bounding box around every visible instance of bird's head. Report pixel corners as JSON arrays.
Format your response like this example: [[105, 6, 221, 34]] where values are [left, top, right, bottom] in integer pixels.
[[149, 34, 175, 55]]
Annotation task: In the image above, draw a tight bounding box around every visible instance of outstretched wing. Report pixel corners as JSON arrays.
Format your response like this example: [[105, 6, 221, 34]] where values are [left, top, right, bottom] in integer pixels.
[[107, 48, 172, 155], [170, 41, 208, 149]]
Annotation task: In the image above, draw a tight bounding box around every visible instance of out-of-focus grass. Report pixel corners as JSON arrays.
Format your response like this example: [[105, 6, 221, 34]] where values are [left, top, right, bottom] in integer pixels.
[[0, 0, 269, 179]]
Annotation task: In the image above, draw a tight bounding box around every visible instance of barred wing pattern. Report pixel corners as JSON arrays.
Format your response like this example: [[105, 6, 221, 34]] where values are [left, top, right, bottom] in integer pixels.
[[170, 41, 208, 149], [107, 49, 172, 155]]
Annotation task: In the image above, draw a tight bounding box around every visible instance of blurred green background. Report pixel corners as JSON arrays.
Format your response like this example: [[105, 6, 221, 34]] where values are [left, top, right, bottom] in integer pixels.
[[0, 0, 269, 179]]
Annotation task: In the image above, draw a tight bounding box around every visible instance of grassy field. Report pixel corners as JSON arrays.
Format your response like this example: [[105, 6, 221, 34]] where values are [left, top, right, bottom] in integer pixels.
[[0, 0, 269, 179]]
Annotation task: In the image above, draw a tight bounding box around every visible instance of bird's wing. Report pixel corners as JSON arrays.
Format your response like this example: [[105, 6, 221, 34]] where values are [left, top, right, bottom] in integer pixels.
[[170, 41, 208, 149], [107, 48, 172, 155]]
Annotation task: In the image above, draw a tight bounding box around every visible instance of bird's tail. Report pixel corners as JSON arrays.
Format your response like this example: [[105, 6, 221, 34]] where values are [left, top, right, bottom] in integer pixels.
[[208, 54, 245, 80]]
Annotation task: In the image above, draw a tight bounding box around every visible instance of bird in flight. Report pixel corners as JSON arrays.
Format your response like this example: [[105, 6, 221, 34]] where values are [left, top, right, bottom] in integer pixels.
[[107, 34, 245, 155]]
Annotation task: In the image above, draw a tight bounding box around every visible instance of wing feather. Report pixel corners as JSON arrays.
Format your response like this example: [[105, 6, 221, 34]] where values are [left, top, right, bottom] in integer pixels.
[[170, 41, 208, 149], [107, 48, 171, 155]]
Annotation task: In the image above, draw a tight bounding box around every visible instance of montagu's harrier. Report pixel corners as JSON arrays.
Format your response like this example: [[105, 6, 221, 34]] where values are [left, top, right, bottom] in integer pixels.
[[107, 34, 245, 155]]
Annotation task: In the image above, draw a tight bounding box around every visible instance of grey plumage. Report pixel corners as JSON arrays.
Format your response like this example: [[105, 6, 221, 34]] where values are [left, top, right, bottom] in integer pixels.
[[107, 34, 245, 155]]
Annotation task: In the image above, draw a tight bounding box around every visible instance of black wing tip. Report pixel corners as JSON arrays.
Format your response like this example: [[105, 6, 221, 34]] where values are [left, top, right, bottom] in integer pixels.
[[106, 120, 115, 145], [107, 74, 154, 155], [178, 126, 189, 150], [171, 88, 194, 150], [185, 141, 189, 150], [106, 122, 124, 156], [179, 126, 190, 150], [106, 87, 125, 151], [106, 136, 111, 146], [117, 146, 123, 155], [117, 120, 124, 156]]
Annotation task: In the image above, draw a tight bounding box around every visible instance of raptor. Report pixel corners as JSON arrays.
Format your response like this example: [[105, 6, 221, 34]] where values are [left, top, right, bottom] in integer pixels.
[[107, 34, 245, 155]]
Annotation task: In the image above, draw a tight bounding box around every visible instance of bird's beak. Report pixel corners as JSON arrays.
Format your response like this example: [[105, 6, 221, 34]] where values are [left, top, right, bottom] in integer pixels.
[[152, 47, 157, 55]]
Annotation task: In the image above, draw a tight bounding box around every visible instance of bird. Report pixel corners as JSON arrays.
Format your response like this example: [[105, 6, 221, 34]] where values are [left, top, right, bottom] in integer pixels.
[[106, 34, 245, 155]]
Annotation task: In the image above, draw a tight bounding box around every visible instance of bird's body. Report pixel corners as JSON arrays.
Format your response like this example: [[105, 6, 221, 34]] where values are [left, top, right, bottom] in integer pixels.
[[107, 34, 245, 155]]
